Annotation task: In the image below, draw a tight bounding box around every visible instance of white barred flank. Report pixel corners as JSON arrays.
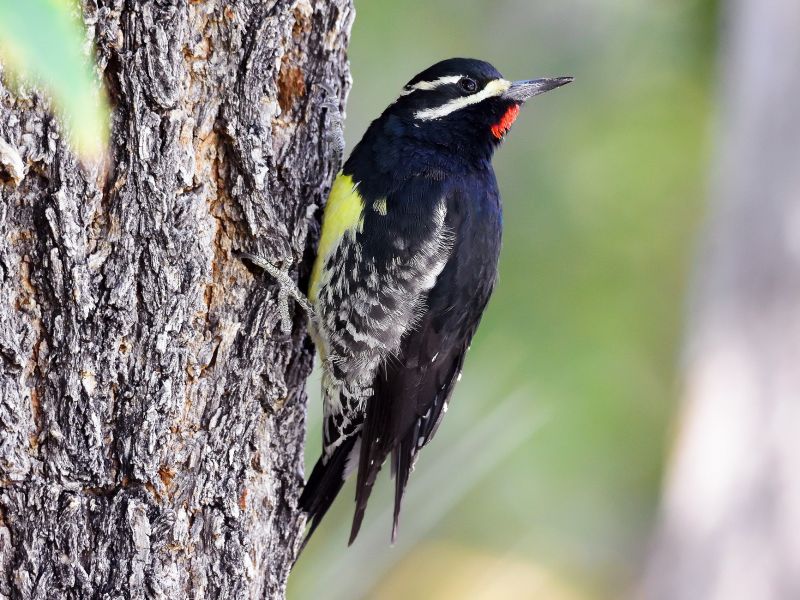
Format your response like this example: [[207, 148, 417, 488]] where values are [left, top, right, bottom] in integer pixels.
[[315, 198, 453, 458]]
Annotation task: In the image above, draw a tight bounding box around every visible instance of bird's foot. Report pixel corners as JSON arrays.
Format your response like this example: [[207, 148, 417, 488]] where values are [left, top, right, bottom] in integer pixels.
[[240, 252, 315, 334]]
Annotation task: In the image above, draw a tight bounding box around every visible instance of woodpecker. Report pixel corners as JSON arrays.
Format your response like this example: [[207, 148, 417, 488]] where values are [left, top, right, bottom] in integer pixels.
[[246, 58, 571, 548]]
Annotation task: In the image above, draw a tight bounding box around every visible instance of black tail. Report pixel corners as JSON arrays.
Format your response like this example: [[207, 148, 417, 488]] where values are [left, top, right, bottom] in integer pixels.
[[349, 393, 394, 544], [390, 420, 420, 543], [298, 435, 358, 553]]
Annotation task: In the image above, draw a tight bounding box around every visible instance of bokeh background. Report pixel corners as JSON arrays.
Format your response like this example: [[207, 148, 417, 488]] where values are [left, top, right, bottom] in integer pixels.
[[291, 1, 716, 598]]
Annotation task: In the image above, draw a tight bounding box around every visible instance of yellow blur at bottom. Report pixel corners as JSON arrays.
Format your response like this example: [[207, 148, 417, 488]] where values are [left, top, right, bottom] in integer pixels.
[[372, 542, 587, 600]]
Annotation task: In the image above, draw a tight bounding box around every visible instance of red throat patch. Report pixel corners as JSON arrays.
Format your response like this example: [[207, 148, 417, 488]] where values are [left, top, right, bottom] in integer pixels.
[[491, 104, 521, 139]]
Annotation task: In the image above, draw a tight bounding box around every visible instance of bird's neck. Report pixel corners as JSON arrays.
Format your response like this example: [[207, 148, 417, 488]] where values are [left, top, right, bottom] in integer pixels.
[[401, 119, 499, 171], [344, 118, 497, 194]]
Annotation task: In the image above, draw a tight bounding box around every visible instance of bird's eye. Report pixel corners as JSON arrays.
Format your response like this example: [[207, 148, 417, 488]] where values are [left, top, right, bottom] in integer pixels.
[[459, 77, 478, 93]]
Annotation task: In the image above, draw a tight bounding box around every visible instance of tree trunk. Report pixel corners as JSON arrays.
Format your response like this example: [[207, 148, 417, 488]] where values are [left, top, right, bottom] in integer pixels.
[[643, 0, 800, 598], [0, 1, 352, 598]]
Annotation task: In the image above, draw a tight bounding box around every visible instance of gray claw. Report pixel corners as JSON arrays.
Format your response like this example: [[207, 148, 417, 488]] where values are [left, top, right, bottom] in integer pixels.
[[240, 252, 315, 334]]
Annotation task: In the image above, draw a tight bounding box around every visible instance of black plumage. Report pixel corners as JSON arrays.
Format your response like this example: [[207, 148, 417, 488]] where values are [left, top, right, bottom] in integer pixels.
[[299, 58, 572, 548]]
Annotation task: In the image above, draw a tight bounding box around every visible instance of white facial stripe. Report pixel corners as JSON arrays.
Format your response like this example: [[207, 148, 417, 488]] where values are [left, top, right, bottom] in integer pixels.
[[414, 78, 512, 121], [401, 75, 463, 96]]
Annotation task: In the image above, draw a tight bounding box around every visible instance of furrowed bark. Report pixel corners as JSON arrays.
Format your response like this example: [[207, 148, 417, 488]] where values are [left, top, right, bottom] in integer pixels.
[[0, 1, 353, 598]]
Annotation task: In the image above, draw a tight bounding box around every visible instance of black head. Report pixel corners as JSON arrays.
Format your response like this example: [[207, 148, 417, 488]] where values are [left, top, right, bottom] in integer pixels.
[[380, 58, 572, 165]]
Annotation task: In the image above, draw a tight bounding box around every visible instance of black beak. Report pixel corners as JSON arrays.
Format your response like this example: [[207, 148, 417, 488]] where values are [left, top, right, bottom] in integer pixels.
[[502, 76, 574, 102]]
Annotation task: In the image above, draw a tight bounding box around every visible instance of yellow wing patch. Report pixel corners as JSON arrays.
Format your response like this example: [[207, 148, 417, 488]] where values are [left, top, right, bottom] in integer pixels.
[[309, 173, 364, 303]]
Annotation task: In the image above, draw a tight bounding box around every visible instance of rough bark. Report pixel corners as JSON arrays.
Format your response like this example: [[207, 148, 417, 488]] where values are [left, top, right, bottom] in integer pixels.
[[642, 0, 800, 598], [0, 1, 352, 598]]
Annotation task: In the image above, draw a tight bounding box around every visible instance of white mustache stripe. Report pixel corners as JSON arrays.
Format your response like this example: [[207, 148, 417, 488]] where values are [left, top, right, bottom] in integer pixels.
[[414, 79, 511, 121]]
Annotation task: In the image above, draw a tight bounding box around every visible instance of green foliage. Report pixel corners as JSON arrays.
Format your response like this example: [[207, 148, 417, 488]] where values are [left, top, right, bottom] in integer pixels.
[[0, 0, 109, 159]]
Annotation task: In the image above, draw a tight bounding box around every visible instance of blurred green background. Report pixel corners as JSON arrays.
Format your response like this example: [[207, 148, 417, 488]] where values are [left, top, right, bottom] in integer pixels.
[[291, 1, 716, 598]]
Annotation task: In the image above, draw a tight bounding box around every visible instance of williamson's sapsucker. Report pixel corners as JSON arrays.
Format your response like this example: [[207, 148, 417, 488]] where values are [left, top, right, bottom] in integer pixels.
[[247, 58, 572, 549]]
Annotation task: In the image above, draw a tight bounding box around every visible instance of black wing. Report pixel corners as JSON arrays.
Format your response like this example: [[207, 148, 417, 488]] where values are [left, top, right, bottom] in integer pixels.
[[349, 176, 502, 543]]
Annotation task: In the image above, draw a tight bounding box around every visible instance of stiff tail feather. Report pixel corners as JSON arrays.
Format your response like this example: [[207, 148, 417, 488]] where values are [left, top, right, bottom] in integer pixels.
[[298, 435, 358, 554], [390, 420, 420, 543], [349, 394, 392, 544]]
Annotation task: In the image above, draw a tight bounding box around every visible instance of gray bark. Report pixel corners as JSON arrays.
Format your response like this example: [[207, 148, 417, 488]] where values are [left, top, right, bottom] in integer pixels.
[[642, 0, 800, 598], [0, 1, 352, 598]]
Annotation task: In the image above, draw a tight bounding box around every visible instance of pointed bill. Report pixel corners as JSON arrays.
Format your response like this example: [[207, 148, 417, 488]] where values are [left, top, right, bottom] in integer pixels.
[[502, 77, 574, 102]]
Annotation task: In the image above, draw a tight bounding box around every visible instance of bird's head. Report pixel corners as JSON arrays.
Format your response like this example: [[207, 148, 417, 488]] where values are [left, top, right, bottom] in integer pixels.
[[386, 58, 572, 163]]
